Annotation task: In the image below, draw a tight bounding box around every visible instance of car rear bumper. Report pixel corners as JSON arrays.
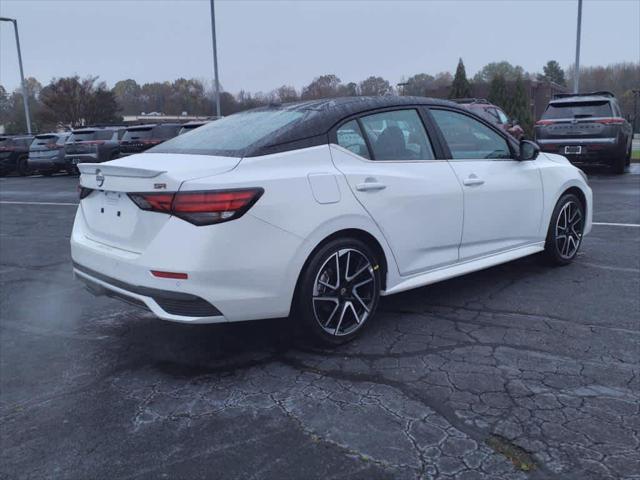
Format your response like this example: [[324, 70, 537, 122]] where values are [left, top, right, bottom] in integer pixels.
[[28, 156, 66, 170], [537, 138, 623, 165], [65, 153, 99, 164], [70, 206, 304, 323]]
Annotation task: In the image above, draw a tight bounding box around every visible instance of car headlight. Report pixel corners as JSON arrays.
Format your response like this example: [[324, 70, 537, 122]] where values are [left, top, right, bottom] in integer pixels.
[[578, 168, 589, 184]]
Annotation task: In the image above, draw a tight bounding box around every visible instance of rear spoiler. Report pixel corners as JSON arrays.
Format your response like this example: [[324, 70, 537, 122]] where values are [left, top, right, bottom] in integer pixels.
[[78, 163, 166, 178], [552, 91, 615, 99]]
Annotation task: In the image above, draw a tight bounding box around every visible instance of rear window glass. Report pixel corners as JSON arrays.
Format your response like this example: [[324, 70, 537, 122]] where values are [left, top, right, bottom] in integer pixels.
[[33, 135, 57, 146], [151, 110, 305, 156], [151, 125, 181, 139], [543, 101, 612, 119], [0, 137, 32, 148], [69, 130, 114, 142], [123, 128, 152, 141]]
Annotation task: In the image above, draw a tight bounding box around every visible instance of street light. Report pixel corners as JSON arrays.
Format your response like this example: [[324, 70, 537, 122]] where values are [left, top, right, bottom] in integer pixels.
[[573, 0, 583, 93], [0, 17, 32, 134], [209, 0, 221, 118]]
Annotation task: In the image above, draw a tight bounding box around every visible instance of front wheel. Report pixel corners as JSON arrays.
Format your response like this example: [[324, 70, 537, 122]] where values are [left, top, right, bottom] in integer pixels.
[[293, 238, 381, 346], [544, 194, 585, 265]]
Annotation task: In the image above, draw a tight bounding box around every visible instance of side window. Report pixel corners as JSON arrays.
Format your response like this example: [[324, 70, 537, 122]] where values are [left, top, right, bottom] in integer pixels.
[[496, 109, 509, 125], [360, 109, 435, 161], [431, 109, 512, 160], [336, 120, 370, 159]]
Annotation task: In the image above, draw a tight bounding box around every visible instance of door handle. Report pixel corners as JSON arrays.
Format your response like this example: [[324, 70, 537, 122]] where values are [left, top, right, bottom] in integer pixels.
[[463, 175, 485, 186], [356, 179, 386, 192]]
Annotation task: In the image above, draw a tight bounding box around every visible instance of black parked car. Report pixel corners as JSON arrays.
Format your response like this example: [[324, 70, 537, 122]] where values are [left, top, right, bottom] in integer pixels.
[[535, 91, 633, 173], [27, 132, 71, 176], [65, 127, 125, 174], [119, 123, 182, 156], [0, 135, 34, 176]]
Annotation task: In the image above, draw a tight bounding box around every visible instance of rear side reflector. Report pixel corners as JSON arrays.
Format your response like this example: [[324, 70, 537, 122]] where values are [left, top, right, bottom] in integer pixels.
[[151, 270, 188, 280], [535, 120, 556, 126], [128, 188, 264, 226]]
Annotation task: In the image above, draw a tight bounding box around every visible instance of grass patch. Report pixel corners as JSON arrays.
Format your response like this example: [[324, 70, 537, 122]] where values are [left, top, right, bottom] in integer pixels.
[[486, 434, 537, 472], [632, 149, 640, 161]]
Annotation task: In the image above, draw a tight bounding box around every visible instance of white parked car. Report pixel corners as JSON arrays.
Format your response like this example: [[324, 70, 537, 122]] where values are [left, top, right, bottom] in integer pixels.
[[71, 97, 592, 345]]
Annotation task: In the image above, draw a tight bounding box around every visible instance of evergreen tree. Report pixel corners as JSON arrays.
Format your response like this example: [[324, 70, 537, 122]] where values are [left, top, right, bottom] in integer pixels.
[[507, 73, 533, 136], [488, 74, 508, 110], [539, 60, 566, 86], [449, 58, 472, 99]]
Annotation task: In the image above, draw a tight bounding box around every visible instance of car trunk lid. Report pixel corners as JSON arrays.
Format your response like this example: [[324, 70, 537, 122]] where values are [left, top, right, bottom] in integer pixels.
[[78, 153, 241, 252]]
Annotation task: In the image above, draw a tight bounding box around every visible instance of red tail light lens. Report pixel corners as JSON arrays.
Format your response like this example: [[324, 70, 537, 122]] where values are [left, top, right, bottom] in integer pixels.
[[535, 120, 556, 126], [128, 193, 174, 213], [594, 117, 625, 125], [128, 188, 263, 226]]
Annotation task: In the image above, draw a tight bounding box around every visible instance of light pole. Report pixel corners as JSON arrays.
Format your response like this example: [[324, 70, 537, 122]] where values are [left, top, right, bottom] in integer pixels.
[[0, 17, 32, 134], [573, 0, 583, 93], [209, 0, 221, 118]]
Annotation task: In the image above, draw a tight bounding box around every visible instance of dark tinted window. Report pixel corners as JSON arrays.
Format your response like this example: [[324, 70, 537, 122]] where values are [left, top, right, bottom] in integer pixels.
[[431, 109, 511, 160], [69, 130, 114, 142], [543, 101, 612, 119], [151, 110, 304, 157], [359, 109, 435, 160], [336, 120, 370, 159], [122, 128, 152, 141], [151, 125, 181, 139]]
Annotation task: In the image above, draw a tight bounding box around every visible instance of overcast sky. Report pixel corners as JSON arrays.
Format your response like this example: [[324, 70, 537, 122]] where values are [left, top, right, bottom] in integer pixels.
[[1, 0, 638, 94]]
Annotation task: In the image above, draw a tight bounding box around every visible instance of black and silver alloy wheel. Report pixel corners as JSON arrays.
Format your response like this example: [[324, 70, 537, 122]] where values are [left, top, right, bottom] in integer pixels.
[[312, 248, 376, 336], [544, 193, 585, 265], [295, 237, 381, 346], [555, 200, 583, 260]]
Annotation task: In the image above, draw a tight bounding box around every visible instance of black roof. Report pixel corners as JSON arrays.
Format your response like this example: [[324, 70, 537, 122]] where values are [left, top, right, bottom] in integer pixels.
[[249, 96, 458, 154]]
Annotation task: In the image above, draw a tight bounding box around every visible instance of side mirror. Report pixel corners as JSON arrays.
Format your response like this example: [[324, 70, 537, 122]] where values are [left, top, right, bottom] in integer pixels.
[[519, 139, 540, 161]]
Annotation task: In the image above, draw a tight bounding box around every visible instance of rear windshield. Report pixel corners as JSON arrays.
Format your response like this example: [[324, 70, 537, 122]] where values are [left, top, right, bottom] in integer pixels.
[[152, 125, 181, 139], [0, 137, 32, 148], [122, 128, 152, 141], [33, 135, 58, 146], [69, 130, 114, 142], [150, 110, 305, 156], [543, 101, 612, 119]]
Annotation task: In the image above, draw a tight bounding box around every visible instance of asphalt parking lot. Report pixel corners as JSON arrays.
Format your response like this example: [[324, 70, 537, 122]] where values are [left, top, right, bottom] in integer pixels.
[[1, 167, 639, 480]]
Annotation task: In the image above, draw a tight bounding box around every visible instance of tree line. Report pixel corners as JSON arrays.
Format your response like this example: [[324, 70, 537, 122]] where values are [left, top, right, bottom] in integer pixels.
[[1, 60, 638, 135]]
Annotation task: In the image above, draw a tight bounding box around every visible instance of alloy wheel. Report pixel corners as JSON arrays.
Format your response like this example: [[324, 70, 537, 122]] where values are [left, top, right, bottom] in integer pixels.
[[312, 248, 376, 337], [555, 201, 583, 259]]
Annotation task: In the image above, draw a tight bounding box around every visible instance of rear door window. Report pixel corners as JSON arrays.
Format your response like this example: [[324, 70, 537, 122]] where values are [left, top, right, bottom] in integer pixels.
[[359, 109, 435, 161], [431, 109, 511, 160], [336, 120, 370, 159], [543, 101, 612, 119]]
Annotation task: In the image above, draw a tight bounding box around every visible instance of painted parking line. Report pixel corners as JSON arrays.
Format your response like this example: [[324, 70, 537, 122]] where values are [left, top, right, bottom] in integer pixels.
[[593, 222, 640, 228], [0, 201, 78, 206]]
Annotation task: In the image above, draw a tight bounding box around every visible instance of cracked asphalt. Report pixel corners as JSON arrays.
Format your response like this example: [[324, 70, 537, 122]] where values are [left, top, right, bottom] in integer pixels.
[[1, 166, 639, 479]]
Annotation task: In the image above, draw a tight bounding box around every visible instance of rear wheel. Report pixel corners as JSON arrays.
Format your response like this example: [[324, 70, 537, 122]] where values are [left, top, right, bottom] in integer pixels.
[[16, 156, 31, 176], [544, 194, 585, 265], [612, 148, 627, 174], [293, 237, 381, 346]]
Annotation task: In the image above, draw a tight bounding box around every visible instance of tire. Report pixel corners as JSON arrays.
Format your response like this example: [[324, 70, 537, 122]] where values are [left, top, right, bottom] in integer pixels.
[[611, 147, 627, 174], [292, 237, 382, 346], [544, 193, 585, 265], [16, 156, 32, 176]]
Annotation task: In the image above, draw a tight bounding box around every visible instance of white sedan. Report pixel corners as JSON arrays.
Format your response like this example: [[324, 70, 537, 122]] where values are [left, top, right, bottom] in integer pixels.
[[71, 97, 592, 345]]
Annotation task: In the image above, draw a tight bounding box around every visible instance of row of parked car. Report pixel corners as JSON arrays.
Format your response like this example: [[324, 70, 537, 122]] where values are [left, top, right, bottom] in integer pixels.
[[0, 121, 207, 177]]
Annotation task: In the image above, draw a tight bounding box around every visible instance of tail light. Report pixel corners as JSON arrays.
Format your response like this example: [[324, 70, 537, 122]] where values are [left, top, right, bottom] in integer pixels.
[[141, 139, 161, 145], [128, 188, 264, 226], [46, 144, 63, 149], [78, 186, 94, 199], [594, 117, 625, 125], [535, 120, 556, 126]]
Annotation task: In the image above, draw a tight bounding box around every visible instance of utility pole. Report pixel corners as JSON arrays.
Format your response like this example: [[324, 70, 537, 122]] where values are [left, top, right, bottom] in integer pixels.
[[573, 0, 583, 93], [0, 17, 32, 134], [209, 0, 221, 118]]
